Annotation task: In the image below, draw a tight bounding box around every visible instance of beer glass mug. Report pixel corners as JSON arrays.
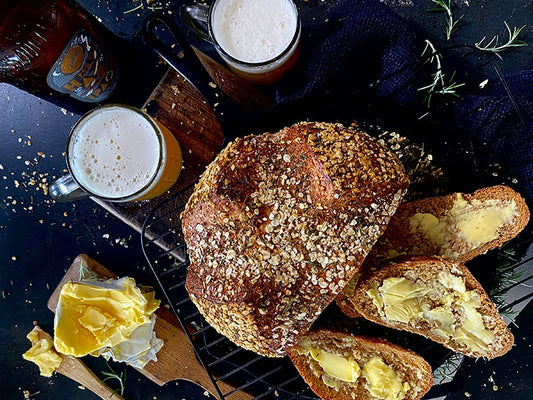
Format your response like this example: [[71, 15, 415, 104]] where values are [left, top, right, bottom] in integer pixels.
[[49, 104, 183, 202], [184, 0, 301, 85]]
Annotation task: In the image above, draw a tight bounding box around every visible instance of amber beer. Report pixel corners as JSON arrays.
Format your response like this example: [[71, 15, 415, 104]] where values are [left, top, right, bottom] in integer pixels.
[[209, 0, 300, 85], [65, 105, 182, 202]]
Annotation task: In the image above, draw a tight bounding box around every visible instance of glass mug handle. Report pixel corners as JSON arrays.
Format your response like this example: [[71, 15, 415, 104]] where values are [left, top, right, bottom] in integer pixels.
[[49, 174, 91, 202], [181, 3, 211, 41]]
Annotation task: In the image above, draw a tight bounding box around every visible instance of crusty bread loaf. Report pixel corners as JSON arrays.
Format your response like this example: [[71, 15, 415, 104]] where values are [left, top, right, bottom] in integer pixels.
[[351, 256, 514, 359], [183, 121, 409, 357], [336, 185, 530, 318], [288, 329, 433, 400]]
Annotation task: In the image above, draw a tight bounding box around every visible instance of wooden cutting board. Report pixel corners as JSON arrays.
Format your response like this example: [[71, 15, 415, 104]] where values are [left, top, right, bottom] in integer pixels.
[[47, 254, 252, 400]]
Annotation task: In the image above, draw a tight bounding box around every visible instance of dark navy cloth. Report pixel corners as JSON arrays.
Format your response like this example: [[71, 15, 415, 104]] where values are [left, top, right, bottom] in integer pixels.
[[276, 0, 533, 203], [453, 70, 533, 201], [277, 0, 421, 106]]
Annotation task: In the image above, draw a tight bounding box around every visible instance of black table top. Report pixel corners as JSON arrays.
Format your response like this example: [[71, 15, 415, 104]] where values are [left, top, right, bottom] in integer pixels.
[[2, 1, 532, 399]]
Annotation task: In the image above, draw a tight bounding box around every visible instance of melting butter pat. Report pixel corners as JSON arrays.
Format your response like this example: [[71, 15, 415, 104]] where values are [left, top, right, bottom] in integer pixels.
[[54, 277, 160, 358], [409, 194, 517, 257], [309, 348, 361, 384], [362, 357, 410, 400], [452, 196, 516, 246], [298, 340, 360, 388], [23, 327, 63, 377], [367, 277, 430, 323], [368, 274, 495, 353]]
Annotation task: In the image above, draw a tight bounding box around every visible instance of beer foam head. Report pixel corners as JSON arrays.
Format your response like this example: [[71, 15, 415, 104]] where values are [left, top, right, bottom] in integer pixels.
[[68, 106, 161, 199], [211, 0, 298, 63]]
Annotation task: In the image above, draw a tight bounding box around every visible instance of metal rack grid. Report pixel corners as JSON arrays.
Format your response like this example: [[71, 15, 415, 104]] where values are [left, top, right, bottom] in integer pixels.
[[140, 191, 533, 400], [140, 45, 533, 399]]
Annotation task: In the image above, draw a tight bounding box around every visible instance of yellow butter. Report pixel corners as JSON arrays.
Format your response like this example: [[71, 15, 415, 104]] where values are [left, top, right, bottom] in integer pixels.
[[23, 328, 63, 377], [367, 277, 430, 323], [369, 274, 494, 353], [298, 339, 361, 388], [409, 194, 517, 258], [452, 196, 516, 246], [408, 212, 445, 246], [309, 347, 360, 384], [54, 277, 160, 357], [362, 357, 410, 400]]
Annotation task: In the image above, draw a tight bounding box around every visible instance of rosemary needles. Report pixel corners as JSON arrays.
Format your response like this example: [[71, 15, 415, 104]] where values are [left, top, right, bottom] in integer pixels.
[[429, 0, 463, 41], [420, 1, 528, 108], [475, 22, 528, 59], [102, 362, 127, 397], [418, 40, 465, 107]]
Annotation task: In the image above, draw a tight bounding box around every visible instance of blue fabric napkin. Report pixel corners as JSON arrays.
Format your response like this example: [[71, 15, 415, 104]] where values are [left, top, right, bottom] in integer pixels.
[[276, 0, 421, 106], [277, 0, 533, 203], [454, 70, 533, 201]]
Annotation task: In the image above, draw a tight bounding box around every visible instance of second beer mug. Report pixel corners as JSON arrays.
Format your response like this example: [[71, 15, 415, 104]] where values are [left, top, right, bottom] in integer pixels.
[[185, 0, 301, 85], [49, 104, 183, 202]]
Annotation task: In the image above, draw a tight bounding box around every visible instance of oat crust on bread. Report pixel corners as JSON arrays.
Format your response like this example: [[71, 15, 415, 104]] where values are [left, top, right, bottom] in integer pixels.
[[183, 121, 409, 357]]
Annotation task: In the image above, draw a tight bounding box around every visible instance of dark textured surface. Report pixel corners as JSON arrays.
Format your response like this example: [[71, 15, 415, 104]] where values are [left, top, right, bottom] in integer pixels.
[[2, 1, 532, 399]]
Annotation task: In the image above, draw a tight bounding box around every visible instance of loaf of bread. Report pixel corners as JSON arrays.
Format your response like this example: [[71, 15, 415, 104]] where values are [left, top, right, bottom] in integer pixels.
[[183, 121, 409, 357], [288, 329, 433, 400], [336, 185, 530, 318], [351, 256, 514, 359]]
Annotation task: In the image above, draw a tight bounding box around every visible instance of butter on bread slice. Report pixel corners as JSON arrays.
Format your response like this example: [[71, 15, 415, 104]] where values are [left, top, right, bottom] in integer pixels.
[[352, 256, 514, 359], [336, 185, 530, 318], [360, 185, 529, 265], [288, 329, 432, 400]]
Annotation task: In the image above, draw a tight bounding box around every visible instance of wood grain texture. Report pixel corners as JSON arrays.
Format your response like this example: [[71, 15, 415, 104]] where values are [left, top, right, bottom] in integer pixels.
[[48, 254, 252, 400]]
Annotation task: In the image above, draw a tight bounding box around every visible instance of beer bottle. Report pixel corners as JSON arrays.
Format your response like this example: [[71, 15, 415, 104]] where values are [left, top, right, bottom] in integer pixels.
[[0, 0, 119, 103]]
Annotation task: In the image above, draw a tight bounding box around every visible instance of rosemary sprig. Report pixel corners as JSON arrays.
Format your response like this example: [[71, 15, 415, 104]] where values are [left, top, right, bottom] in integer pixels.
[[475, 22, 528, 59], [78, 261, 97, 281], [418, 40, 465, 107], [432, 352, 464, 384], [124, 0, 164, 15], [429, 0, 463, 41], [101, 362, 127, 397]]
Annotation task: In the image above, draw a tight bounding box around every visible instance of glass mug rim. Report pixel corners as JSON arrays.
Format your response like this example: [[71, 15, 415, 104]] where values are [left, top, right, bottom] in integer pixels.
[[206, 0, 301, 70], [65, 104, 165, 202]]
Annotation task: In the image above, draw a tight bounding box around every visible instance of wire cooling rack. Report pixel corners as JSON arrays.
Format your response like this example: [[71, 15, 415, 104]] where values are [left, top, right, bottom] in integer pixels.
[[140, 43, 533, 399]]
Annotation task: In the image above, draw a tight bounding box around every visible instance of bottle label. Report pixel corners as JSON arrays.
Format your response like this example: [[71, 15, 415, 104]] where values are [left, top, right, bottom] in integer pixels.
[[46, 30, 118, 102]]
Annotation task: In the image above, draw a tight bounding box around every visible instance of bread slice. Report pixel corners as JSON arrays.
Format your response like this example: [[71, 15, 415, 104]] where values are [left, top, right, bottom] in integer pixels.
[[183, 122, 409, 357], [288, 329, 433, 400], [364, 185, 529, 265], [336, 185, 530, 318], [351, 256, 514, 359]]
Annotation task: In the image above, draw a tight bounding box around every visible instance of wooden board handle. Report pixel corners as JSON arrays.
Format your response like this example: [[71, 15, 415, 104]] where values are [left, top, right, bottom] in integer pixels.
[[33, 326, 124, 400], [58, 356, 125, 400]]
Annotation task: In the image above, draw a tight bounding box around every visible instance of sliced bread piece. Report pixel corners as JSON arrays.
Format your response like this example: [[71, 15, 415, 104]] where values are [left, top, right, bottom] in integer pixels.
[[352, 256, 514, 359], [364, 185, 529, 265], [288, 329, 432, 400], [336, 185, 529, 318]]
